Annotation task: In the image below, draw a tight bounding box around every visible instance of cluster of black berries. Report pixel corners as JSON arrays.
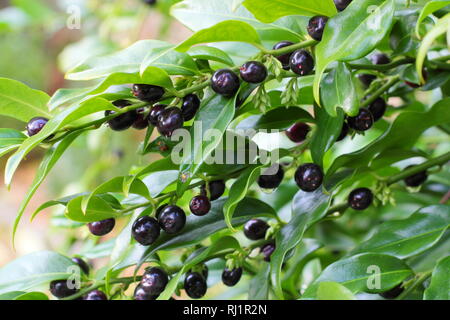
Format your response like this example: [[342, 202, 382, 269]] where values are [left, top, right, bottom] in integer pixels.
[[134, 267, 169, 300], [273, 41, 315, 76], [243, 219, 275, 262]]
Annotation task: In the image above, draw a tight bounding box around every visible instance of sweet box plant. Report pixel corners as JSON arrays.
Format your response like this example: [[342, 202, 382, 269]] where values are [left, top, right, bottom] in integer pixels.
[[0, 0, 449, 300]]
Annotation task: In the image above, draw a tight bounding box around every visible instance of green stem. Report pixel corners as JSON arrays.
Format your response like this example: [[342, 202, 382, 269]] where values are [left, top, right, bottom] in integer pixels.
[[396, 271, 432, 300], [349, 58, 415, 71], [264, 39, 318, 55], [360, 75, 401, 108]]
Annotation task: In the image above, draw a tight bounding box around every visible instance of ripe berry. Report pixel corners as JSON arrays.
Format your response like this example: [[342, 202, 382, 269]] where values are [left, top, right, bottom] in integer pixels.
[[141, 267, 169, 295], [371, 53, 391, 65], [348, 188, 373, 210], [105, 100, 138, 131], [134, 284, 158, 300], [334, 0, 352, 11], [239, 61, 268, 84], [379, 284, 404, 299], [184, 272, 207, 299], [211, 69, 240, 97], [222, 268, 243, 287], [156, 107, 184, 137], [261, 243, 276, 262], [336, 122, 349, 141], [257, 165, 284, 189], [273, 41, 294, 70], [188, 265, 209, 280], [71, 257, 90, 275], [244, 219, 269, 241], [358, 74, 376, 88], [295, 163, 324, 192], [83, 290, 107, 300], [132, 84, 165, 102], [27, 117, 49, 136], [50, 280, 78, 298], [189, 195, 211, 216], [202, 180, 226, 201], [148, 104, 166, 126], [144, 0, 156, 5], [87, 218, 115, 236], [290, 50, 314, 76], [285, 122, 310, 143], [368, 97, 387, 122], [307, 16, 329, 41], [155, 204, 168, 219], [181, 94, 201, 121], [132, 216, 160, 246], [404, 166, 428, 187], [132, 109, 149, 130], [158, 205, 186, 234], [347, 108, 373, 131]]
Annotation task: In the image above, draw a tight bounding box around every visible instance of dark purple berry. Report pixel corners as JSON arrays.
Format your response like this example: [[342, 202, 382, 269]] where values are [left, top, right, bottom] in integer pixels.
[[290, 50, 314, 76], [156, 107, 184, 137], [273, 41, 294, 70], [348, 188, 373, 210], [71, 257, 90, 275], [211, 69, 240, 97], [189, 195, 211, 216], [87, 218, 115, 236], [379, 284, 404, 299], [404, 165, 428, 187], [184, 272, 207, 299], [307, 16, 329, 41], [158, 205, 186, 234], [148, 104, 166, 126], [134, 284, 158, 300], [27, 117, 49, 136], [257, 165, 284, 189], [334, 0, 352, 11], [132, 84, 164, 102], [368, 97, 387, 122], [336, 122, 349, 141], [155, 204, 168, 220], [105, 100, 137, 131], [132, 216, 160, 246], [261, 243, 276, 262], [285, 122, 310, 143], [371, 53, 391, 65], [239, 61, 268, 84], [222, 268, 243, 287], [347, 108, 373, 131], [295, 163, 324, 192], [144, 0, 156, 5], [202, 180, 226, 201], [181, 94, 201, 121], [83, 290, 107, 300], [50, 280, 78, 298], [244, 219, 269, 241], [358, 74, 376, 88], [132, 109, 149, 130], [141, 267, 169, 295]]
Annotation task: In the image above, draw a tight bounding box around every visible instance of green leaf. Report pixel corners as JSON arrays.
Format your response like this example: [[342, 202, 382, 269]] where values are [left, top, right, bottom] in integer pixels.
[[48, 87, 93, 110], [65, 195, 120, 223], [30, 193, 88, 221], [0, 128, 27, 148], [316, 282, 356, 300], [14, 291, 49, 300], [248, 264, 270, 300], [176, 20, 261, 52], [270, 189, 331, 299], [424, 255, 450, 300], [242, 0, 337, 23], [352, 205, 450, 259], [251, 106, 314, 130], [0, 77, 51, 122], [187, 45, 234, 66], [415, 0, 450, 38], [0, 251, 76, 294], [313, 0, 395, 104]]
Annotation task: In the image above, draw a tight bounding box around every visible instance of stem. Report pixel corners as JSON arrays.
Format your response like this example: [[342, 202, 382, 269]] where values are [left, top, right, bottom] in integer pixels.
[[361, 75, 401, 108], [396, 271, 432, 300], [264, 39, 318, 55], [349, 58, 415, 71]]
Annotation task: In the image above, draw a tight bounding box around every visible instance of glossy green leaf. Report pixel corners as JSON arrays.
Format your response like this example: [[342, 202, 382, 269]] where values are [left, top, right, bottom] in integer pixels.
[[65, 195, 120, 223], [187, 45, 234, 66], [415, 0, 450, 38], [251, 107, 314, 130], [30, 193, 88, 221], [248, 264, 270, 300], [14, 291, 49, 300], [0, 128, 27, 148], [424, 255, 450, 300], [316, 282, 356, 300]]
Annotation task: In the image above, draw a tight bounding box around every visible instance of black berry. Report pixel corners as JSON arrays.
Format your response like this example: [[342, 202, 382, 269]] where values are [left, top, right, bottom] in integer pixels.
[[379, 284, 404, 299], [132, 216, 160, 246], [285, 122, 310, 143], [141, 267, 169, 295], [50, 280, 78, 298], [184, 272, 207, 299], [105, 100, 138, 131], [211, 69, 240, 97], [368, 97, 387, 122], [144, 0, 157, 5], [189, 195, 211, 216], [404, 165, 428, 187], [83, 290, 107, 300], [202, 180, 226, 201], [273, 41, 294, 70], [371, 53, 391, 65], [358, 74, 376, 88], [334, 0, 352, 11], [244, 219, 269, 241], [257, 165, 284, 189], [348, 188, 373, 210], [27, 117, 48, 136], [71, 257, 90, 275], [158, 205, 186, 234], [132, 84, 164, 102], [156, 107, 184, 137], [347, 108, 373, 131], [307, 16, 329, 41], [148, 104, 166, 126], [155, 204, 168, 220], [134, 284, 158, 300], [239, 61, 267, 84], [181, 94, 201, 121], [87, 218, 115, 236], [336, 122, 349, 141], [222, 268, 243, 287], [261, 243, 276, 262], [132, 109, 149, 130], [295, 163, 324, 192], [289, 50, 314, 76]]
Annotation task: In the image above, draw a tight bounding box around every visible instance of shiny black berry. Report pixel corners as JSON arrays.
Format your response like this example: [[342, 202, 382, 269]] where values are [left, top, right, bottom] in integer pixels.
[[239, 61, 267, 84], [368, 97, 387, 122], [286, 122, 310, 143], [105, 100, 138, 131], [132, 109, 149, 130], [273, 41, 294, 70], [202, 180, 226, 201], [141, 267, 169, 295], [334, 0, 352, 11], [50, 280, 78, 298], [134, 284, 158, 300], [155, 204, 168, 220], [132, 216, 160, 246], [257, 165, 284, 189], [144, 0, 156, 5], [132, 84, 165, 102], [379, 284, 404, 299], [307, 16, 328, 41], [157, 107, 184, 137], [71, 257, 90, 275], [184, 272, 207, 299], [211, 69, 240, 97], [244, 219, 269, 241], [261, 243, 276, 262], [27, 117, 49, 136], [83, 290, 107, 300], [181, 94, 201, 121], [87, 218, 115, 236], [371, 53, 391, 65], [158, 205, 186, 234], [404, 165, 428, 187], [336, 122, 349, 141], [347, 108, 373, 131], [148, 104, 166, 126], [348, 188, 373, 210], [222, 268, 243, 287], [358, 74, 376, 88], [189, 195, 211, 216], [290, 50, 314, 76], [295, 163, 324, 192]]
